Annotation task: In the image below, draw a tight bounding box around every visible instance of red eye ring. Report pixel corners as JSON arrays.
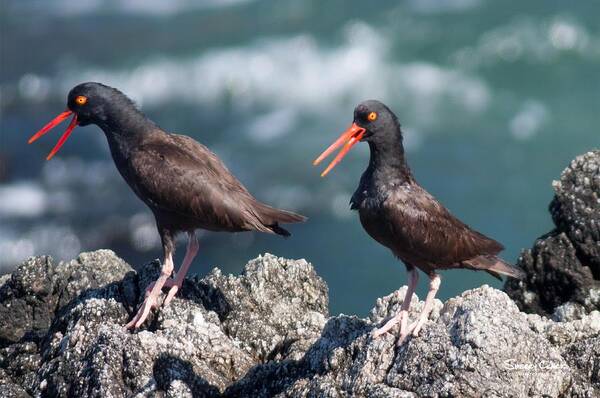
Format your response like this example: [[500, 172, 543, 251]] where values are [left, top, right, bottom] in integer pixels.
[[75, 96, 87, 105], [367, 112, 377, 121]]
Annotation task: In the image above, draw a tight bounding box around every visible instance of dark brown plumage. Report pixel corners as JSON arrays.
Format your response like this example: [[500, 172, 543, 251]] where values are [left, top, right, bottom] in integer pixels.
[[29, 82, 305, 329], [353, 176, 514, 280], [315, 99, 524, 344], [120, 132, 304, 243]]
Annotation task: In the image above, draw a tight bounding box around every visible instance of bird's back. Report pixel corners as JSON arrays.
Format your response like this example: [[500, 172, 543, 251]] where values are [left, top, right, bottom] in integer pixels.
[[124, 131, 305, 235]]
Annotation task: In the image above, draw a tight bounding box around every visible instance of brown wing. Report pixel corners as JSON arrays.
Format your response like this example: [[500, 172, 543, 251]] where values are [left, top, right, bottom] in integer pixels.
[[127, 133, 290, 233], [382, 185, 503, 267]]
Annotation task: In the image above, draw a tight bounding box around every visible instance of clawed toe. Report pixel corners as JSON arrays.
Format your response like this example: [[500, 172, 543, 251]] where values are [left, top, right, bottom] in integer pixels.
[[372, 326, 391, 338], [372, 311, 404, 339], [163, 284, 181, 306], [373, 313, 429, 346], [127, 278, 185, 330], [124, 296, 159, 330]]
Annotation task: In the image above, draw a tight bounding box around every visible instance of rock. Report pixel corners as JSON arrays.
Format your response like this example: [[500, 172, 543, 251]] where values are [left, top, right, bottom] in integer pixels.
[[1, 150, 599, 397], [0, 342, 39, 393], [201, 255, 328, 362], [562, 336, 600, 396], [226, 286, 578, 398], [550, 151, 600, 273], [0, 251, 328, 397], [0, 250, 133, 346], [505, 150, 600, 317], [0, 383, 31, 398], [0, 250, 599, 397]]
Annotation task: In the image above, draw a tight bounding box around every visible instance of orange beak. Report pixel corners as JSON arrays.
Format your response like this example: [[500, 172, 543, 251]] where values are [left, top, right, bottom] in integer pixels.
[[313, 123, 365, 177], [28, 110, 79, 160]]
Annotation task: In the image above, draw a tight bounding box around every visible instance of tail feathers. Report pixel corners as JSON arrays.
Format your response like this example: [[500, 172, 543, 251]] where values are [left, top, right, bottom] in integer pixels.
[[270, 224, 292, 237], [251, 202, 307, 237], [463, 255, 526, 281]]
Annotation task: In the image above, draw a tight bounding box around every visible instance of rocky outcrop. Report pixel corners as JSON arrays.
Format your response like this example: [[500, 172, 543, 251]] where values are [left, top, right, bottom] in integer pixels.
[[0, 251, 133, 346], [505, 150, 600, 317], [0, 252, 329, 398], [0, 150, 598, 397], [0, 250, 599, 398]]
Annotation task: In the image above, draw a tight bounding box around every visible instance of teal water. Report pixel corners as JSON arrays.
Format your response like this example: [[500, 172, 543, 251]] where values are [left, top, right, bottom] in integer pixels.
[[0, 0, 598, 316]]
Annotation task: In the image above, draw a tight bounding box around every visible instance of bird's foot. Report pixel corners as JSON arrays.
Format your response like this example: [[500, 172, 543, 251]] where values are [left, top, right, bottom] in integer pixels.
[[124, 293, 161, 330], [393, 314, 430, 345], [372, 318, 398, 338], [372, 310, 408, 338], [144, 277, 183, 307], [406, 318, 426, 337], [163, 280, 183, 306], [125, 278, 183, 329]]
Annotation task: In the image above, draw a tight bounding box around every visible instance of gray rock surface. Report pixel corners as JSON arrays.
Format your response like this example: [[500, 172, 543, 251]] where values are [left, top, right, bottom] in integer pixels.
[[0, 252, 330, 397], [226, 285, 600, 398], [0, 150, 598, 397], [505, 150, 600, 317], [0, 250, 133, 345], [550, 151, 600, 273], [0, 250, 598, 397]]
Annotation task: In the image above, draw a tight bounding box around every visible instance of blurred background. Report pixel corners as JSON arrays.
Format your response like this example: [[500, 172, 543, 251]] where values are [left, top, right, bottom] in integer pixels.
[[0, 0, 598, 316]]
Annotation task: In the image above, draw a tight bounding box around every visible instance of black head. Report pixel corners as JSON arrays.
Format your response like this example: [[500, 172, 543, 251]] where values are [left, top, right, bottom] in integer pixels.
[[352, 100, 402, 145], [67, 82, 138, 127], [29, 82, 150, 160], [314, 99, 404, 177]]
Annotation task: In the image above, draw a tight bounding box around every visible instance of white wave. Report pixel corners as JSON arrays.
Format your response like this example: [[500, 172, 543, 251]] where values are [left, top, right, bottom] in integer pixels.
[[0, 224, 81, 272], [395, 62, 490, 122], [13, 0, 254, 17], [18, 74, 51, 102], [454, 16, 598, 67], [41, 158, 114, 188], [549, 20, 587, 50], [0, 227, 35, 273], [246, 108, 299, 143], [129, 212, 161, 251], [0, 161, 116, 220], [0, 182, 47, 218], [509, 100, 549, 141], [52, 22, 489, 135], [408, 0, 483, 14]]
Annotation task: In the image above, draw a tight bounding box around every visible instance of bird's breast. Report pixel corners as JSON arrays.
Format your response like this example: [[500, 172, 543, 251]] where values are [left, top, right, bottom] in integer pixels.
[[355, 183, 421, 252]]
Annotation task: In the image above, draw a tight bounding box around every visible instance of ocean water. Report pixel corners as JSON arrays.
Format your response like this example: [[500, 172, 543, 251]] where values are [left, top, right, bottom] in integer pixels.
[[0, 0, 598, 316]]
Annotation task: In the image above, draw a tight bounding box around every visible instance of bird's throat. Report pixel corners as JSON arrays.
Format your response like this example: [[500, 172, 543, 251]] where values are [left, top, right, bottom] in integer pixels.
[[367, 140, 412, 180]]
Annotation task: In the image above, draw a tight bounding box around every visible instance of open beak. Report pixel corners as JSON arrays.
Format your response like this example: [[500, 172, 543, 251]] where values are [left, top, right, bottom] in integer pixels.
[[28, 110, 79, 160], [313, 122, 365, 177]]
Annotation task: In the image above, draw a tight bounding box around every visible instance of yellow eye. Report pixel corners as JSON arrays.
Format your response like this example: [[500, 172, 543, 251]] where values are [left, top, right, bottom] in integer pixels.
[[367, 112, 377, 121], [75, 95, 87, 105]]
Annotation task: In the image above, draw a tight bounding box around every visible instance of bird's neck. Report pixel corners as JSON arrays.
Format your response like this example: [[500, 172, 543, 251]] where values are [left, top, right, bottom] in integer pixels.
[[97, 109, 157, 157], [367, 138, 413, 182]]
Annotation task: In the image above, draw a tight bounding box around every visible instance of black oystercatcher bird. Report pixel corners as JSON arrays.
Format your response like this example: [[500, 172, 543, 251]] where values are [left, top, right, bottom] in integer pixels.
[[29, 82, 306, 329], [314, 100, 524, 344]]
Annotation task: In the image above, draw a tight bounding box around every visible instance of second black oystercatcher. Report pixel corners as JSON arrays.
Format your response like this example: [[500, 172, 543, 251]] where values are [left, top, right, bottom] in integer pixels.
[[314, 100, 524, 345], [29, 82, 306, 329]]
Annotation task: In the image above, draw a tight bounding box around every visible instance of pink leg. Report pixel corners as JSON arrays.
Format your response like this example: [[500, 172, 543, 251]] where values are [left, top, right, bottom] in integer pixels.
[[372, 268, 419, 339], [407, 273, 441, 337], [144, 278, 176, 294], [142, 233, 199, 298], [125, 250, 174, 329], [163, 232, 199, 306]]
